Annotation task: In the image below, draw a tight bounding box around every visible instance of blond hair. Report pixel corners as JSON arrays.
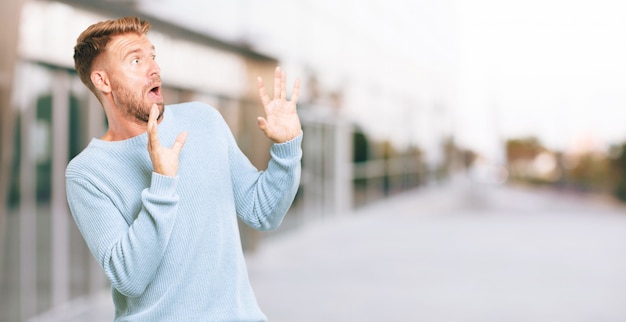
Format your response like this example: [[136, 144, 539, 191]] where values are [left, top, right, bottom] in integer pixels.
[[73, 16, 151, 94]]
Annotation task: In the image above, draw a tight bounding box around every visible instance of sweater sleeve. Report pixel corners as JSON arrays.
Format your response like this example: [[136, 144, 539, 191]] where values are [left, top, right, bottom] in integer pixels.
[[228, 132, 303, 231], [66, 172, 179, 297]]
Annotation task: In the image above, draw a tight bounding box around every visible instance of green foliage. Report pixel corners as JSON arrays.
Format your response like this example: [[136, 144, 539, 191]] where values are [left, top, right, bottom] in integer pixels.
[[505, 136, 615, 196], [610, 143, 626, 201]]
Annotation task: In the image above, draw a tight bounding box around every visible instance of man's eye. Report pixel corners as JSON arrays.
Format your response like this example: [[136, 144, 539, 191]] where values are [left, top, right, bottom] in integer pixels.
[[131, 58, 139, 64], [151, 55, 156, 60]]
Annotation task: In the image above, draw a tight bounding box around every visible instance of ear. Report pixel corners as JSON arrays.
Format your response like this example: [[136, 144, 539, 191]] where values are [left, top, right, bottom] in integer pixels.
[[91, 70, 111, 94]]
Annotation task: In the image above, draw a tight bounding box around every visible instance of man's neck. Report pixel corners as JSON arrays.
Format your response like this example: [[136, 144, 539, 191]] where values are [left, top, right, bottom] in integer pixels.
[[100, 110, 148, 141]]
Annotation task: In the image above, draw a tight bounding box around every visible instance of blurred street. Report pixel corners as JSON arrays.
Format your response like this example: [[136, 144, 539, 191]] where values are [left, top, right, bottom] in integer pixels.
[[247, 177, 626, 322], [56, 177, 626, 322]]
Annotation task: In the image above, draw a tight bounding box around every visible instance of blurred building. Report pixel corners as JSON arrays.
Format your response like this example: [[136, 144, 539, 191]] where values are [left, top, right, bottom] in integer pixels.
[[1, 0, 437, 320], [1, 1, 287, 320]]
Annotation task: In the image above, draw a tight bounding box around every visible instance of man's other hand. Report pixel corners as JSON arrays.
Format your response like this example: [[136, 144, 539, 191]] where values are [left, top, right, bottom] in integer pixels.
[[256, 67, 302, 143]]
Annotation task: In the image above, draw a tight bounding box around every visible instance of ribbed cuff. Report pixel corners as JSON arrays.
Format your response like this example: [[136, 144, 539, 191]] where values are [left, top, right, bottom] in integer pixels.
[[149, 172, 179, 197], [270, 132, 303, 159]]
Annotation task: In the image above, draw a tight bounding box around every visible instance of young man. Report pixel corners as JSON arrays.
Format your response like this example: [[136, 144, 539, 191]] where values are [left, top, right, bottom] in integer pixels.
[[66, 16, 302, 321]]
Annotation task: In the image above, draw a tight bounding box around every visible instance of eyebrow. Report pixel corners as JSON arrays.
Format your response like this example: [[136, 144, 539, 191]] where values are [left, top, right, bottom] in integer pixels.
[[121, 45, 156, 60]]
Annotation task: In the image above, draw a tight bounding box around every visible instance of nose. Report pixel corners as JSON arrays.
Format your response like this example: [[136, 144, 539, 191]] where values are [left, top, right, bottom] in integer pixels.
[[149, 59, 160, 76]]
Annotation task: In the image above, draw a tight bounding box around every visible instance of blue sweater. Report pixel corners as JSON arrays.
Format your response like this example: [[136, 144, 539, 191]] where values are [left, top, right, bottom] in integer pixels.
[[65, 102, 302, 321]]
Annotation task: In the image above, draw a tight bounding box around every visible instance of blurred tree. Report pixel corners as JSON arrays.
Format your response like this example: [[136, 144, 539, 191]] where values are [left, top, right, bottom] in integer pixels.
[[506, 136, 613, 194], [564, 152, 610, 193], [610, 143, 626, 201], [352, 127, 371, 163], [506, 137, 544, 162], [506, 137, 545, 180]]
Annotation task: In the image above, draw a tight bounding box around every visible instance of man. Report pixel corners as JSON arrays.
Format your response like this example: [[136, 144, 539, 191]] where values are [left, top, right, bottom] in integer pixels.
[[66, 16, 302, 321]]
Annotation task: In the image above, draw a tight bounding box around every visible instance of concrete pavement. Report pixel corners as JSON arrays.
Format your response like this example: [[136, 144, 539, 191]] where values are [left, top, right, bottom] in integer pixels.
[[246, 181, 626, 322]]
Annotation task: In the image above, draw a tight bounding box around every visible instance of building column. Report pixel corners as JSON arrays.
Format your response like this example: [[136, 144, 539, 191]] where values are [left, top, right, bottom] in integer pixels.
[[0, 0, 23, 304]]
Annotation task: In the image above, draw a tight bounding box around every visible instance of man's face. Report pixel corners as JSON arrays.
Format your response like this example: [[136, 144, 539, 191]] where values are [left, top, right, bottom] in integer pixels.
[[104, 33, 163, 123]]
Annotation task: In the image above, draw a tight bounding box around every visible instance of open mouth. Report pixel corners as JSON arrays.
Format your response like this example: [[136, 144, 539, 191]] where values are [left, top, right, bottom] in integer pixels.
[[147, 85, 162, 100]]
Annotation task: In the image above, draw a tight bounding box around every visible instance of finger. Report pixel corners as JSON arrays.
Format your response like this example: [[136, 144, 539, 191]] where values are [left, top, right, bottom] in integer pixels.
[[257, 116, 267, 132], [273, 66, 281, 99], [171, 131, 188, 156], [290, 77, 301, 104], [257, 76, 270, 107], [147, 104, 160, 150], [280, 69, 287, 100]]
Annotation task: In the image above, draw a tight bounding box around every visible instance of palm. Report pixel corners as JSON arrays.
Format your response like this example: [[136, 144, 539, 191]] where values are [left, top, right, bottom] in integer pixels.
[[257, 67, 302, 143], [146, 105, 187, 177]]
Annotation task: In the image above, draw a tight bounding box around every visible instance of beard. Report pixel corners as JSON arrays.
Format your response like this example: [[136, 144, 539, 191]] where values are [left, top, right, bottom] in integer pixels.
[[112, 81, 163, 124]]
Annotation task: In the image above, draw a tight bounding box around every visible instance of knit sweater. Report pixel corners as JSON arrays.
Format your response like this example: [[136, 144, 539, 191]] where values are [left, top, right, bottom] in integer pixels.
[[65, 102, 302, 321]]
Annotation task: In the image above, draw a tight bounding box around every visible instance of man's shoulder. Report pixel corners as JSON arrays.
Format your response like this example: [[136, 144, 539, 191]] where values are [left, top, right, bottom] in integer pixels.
[[65, 138, 143, 180], [65, 142, 103, 180]]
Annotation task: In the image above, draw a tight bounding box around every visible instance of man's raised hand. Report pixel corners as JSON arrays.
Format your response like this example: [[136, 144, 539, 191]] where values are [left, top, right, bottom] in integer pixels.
[[257, 67, 302, 143], [147, 104, 187, 177]]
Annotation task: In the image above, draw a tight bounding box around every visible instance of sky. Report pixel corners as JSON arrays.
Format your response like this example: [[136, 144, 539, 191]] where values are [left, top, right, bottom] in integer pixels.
[[454, 0, 626, 158], [140, 0, 626, 161]]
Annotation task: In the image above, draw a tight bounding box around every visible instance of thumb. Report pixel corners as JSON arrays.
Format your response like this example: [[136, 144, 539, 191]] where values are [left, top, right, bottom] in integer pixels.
[[257, 116, 267, 132], [171, 131, 188, 155]]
